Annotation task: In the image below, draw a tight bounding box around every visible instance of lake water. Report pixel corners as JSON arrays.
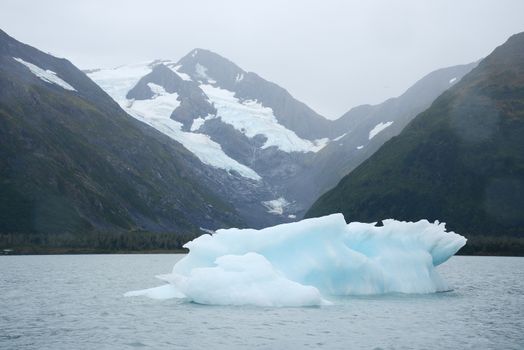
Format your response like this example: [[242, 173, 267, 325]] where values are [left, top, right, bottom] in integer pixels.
[[0, 255, 522, 349]]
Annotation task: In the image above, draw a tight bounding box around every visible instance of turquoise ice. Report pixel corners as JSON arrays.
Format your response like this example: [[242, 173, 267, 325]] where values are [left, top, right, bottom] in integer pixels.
[[126, 214, 466, 306]]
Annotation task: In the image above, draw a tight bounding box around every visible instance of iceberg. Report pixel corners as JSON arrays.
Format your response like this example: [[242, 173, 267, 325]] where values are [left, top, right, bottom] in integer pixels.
[[125, 214, 466, 306]]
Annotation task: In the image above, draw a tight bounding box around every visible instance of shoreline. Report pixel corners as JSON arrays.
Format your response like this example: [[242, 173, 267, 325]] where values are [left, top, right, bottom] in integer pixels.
[[1, 249, 522, 257], [2, 234, 523, 257], [1, 248, 189, 255]]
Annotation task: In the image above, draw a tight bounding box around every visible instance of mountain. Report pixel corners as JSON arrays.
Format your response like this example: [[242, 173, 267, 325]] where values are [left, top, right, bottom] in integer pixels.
[[87, 49, 475, 222], [306, 33, 524, 240], [0, 29, 244, 236], [287, 62, 477, 209], [87, 51, 337, 225]]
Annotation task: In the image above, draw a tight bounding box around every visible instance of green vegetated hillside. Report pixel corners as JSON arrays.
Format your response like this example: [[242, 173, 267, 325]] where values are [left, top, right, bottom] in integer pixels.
[[307, 33, 524, 255], [0, 29, 243, 250]]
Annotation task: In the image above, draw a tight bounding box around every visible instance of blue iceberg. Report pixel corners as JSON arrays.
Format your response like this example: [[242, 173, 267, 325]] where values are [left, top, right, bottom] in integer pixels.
[[125, 214, 466, 306]]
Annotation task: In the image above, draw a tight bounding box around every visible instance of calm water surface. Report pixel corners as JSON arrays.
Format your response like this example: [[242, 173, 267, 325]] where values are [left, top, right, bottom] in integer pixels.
[[0, 255, 523, 349]]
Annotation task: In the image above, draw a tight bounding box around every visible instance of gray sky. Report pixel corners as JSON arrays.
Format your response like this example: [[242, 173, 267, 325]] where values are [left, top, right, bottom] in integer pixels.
[[2, 0, 524, 119]]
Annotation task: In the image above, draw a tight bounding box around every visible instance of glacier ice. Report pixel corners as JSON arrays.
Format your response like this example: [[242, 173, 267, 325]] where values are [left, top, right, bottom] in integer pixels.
[[125, 214, 466, 306]]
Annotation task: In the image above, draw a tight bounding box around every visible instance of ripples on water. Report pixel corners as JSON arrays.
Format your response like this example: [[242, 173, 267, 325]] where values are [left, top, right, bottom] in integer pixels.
[[0, 255, 522, 349]]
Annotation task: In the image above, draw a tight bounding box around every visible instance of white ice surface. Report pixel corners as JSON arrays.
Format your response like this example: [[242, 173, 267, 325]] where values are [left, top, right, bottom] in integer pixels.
[[369, 121, 393, 140], [127, 214, 466, 307], [449, 77, 457, 84], [88, 63, 261, 181], [14, 57, 76, 91], [200, 84, 329, 153]]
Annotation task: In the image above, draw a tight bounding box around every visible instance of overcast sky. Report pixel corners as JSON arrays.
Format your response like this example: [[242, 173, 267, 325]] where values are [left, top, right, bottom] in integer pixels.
[[2, 0, 524, 118]]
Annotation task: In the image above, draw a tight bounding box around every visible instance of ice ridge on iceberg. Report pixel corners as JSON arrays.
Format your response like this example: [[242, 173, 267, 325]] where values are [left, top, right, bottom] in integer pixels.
[[125, 214, 466, 306]]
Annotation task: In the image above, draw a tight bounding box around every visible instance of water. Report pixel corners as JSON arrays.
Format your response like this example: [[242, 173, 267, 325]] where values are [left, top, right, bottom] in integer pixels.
[[0, 255, 522, 350]]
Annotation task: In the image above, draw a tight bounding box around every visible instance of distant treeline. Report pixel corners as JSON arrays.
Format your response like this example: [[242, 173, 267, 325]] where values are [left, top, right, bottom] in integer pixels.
[[458, 236, 524, 257], [1, 232, 523, 256], [0, 231, 199, 254]]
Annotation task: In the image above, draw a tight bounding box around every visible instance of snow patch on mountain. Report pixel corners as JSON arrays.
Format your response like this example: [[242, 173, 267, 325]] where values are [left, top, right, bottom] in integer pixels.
[[195, 63, 216, 83], [190, 114, 216, 132], [369, 121, 393, 140], [333, 133, 347, 142], [262, 197, 290, 215], [13, 57, 76, 91], [200, 84, 329, 153], [449, 77, 457, 84]]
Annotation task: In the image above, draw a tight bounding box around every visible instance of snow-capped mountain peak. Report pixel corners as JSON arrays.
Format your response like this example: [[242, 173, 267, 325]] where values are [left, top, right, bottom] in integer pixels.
[[176, 48, 245, 89]]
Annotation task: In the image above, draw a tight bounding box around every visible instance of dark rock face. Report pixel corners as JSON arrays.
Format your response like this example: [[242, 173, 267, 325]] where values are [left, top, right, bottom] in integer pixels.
[[307, 32, 524, 239], [170, 88, 216, 131], [199, 118, 266, 166]]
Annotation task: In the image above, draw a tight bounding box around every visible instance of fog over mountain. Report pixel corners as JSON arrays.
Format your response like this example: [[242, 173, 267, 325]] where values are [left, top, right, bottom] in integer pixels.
[[1, 0, 523, 118]]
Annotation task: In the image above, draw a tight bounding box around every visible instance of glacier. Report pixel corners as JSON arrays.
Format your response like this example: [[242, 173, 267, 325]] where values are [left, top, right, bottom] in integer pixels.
[[87, 62, 262, 181], [125, 214, 466, 307]]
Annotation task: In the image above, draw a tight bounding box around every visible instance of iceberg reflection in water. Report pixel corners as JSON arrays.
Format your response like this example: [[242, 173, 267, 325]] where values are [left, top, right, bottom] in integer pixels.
[[125, 214, 466, 306]]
